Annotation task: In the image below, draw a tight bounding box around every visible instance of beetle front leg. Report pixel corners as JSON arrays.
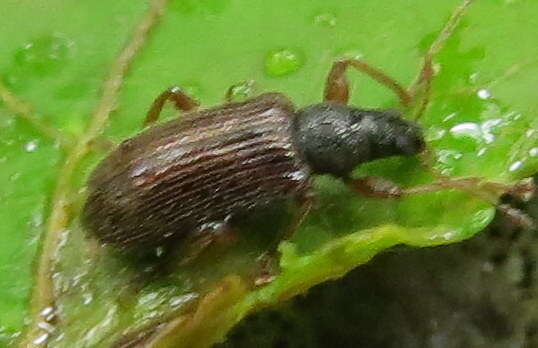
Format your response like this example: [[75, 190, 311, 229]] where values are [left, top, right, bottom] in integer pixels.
[[324, 59, 412, 106], [346, 176, 536, 228], [345, 176, 403, 198], [144, 86, 200, 127]]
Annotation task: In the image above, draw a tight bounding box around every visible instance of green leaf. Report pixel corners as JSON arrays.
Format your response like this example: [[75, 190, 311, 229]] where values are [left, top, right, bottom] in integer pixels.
[[0, 0, 536, 347]]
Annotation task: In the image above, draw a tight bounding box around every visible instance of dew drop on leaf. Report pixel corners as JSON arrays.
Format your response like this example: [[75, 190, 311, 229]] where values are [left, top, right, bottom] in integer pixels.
[[313, 12, 337, 27], [24, 140, 38, 152], [477, 88, 492, 100], [227, 80, 256, 102], [13, 34, 72, 77], [508, 160, 524, 172], [264, 49, 304, 77]]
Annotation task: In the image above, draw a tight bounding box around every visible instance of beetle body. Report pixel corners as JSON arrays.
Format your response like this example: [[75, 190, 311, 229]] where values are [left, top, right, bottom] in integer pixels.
[[82, 59, 427, 251], [82, 93, 311, 248]]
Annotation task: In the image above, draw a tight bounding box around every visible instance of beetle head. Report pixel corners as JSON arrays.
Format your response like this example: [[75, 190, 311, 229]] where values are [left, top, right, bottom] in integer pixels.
[[293, 103, 425, 177]]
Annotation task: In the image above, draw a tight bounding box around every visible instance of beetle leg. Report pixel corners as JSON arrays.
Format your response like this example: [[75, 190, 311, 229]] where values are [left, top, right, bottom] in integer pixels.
[[410, 54, 434, 121], [324, 59, 412, 107], [255, 194, 315, 286], [347, 175, 535, 200], [281, 195, 315, 243], [143, 86, 200, 127], [345, 176, 403, 199], [178, 221, 238, 265], [346, 175, 536, 229]]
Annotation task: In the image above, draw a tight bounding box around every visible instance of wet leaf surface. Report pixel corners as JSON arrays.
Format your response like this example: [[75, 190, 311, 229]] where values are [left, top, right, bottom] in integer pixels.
[[0, 0, 537, 347]]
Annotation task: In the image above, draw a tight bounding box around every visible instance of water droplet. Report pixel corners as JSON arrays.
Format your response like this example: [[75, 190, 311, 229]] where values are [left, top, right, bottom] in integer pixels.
[[435, 149, 463, 175], [169, 293, 198, 308], [14, 34, 72, 76], [40, 307, 54, 317], [442, 113, 457, 122], [37, 322, 54, 333], [9, 173, 21, 182], [471, 208, 495, 230], [155, 246, 165, 257], [442, 231, 456, 240], [529, 147, 538, 157], [24, 140, 38, 152], [287, 170, 307, 181], [227, 80, 256, 102], [264, 49, 304, 77], [509, 161, 523, 172], [481, 119, 502, 144], [33, 333, 49, 345], [313, 12, 337, 27], [426, 127, 446, 141], [477, 148, 488, 157], [449, 122, 482, 141], [82, 293, 93, 305], [477, 88, 492, 100]]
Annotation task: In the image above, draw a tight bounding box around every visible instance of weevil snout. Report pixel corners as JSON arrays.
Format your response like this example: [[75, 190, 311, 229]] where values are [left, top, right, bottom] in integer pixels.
[[393, 118, 426, 156]]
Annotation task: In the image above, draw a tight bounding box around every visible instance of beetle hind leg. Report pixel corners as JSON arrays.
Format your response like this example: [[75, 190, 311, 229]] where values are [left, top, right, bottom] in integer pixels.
[[178, 221, 239, 265]]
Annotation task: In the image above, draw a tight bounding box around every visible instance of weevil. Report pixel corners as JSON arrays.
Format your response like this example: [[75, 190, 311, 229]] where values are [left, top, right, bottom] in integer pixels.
[[81, 58, 439, 254]]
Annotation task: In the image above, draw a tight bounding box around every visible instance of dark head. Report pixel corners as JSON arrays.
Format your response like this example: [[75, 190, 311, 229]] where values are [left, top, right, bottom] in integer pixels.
[[292, 103, 425, 177]]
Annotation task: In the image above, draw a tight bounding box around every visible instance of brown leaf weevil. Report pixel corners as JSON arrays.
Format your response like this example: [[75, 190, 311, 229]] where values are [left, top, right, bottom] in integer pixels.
[[81, 58, 476, 256]]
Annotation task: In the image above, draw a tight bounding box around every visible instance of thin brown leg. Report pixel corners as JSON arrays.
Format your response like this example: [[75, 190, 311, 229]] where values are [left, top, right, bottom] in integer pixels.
[[410, 54, 434, 121], [324, 59, 412, 106], [255, 195, 315, 286], [178, 221, 238, 265], [347, 175, 534, 201], [407, 0, 476, 120], [345, 176, 403, 199], [283, 196, 315, 242], [346, 175, 536, 228], [144, 86, 200, 127]]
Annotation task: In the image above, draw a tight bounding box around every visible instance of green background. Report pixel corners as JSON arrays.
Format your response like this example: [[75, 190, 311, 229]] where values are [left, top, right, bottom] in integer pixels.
[[0, 0, 537, 346]]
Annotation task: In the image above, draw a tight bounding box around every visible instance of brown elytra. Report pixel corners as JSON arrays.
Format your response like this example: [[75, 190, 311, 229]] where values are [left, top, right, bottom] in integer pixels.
[[82, 93, 311, 248]]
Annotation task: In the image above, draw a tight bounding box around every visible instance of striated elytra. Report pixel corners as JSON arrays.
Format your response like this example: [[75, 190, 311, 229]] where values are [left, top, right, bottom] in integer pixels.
[[81, 59, 426, 252]]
